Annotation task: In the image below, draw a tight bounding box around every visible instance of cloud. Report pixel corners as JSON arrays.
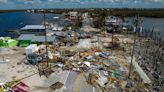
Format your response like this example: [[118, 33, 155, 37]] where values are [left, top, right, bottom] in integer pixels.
[[0, 0, 7, 3], [153, 0, 162, 2], [0, 0, 164, 9]]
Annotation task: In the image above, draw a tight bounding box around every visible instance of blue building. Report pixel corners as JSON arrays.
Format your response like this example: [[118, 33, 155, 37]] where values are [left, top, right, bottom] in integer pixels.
[[20, 25, 46, 35]]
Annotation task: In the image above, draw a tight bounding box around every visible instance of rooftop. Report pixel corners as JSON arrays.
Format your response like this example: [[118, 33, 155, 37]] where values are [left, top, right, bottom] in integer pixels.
[[32, 36, 56, 42], [106, 16, 122, 23], [69, 12, 78, 17], [21, 25, 45, 30], [18, 34, 56, 42], [18, 34, 35, 40]]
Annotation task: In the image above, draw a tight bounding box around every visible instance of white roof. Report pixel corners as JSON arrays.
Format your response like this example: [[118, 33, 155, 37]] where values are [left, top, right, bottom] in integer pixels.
[[0, 37, 4, 40], [52, 26, 63, 31], [53, 17, 59, 19], [25, 44, 37, 50], [21, 25, 45, 30], [106, 16, 122, 23], [69, 12, 78, 16]]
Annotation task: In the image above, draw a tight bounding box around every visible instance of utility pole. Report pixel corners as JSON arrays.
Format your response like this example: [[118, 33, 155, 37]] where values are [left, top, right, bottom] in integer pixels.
[[43, 10, 49, 67], [151, 26, 154, 38], [112, 25, 114, 49], [128, 15, 139, 79]]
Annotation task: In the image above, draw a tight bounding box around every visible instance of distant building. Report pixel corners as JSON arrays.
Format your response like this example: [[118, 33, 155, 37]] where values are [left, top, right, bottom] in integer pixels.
[[82, 12, 93, 27], [17, 34, 34, 47], [18, 34, 56, 47], [69, 11, 78, 20], [20, 25, 55, 36], [82, 13, 89, 19], [20, 25, 45, 35], [105, 16, 123, 32], [105, 16, 122, 26]]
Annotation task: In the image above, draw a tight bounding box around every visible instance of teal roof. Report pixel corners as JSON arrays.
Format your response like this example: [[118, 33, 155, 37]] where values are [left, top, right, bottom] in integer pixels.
[[21, 25, 45, 30]]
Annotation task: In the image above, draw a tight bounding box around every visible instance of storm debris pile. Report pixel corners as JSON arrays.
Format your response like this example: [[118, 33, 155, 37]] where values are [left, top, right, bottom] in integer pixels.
[[20, 26, 153, 92]]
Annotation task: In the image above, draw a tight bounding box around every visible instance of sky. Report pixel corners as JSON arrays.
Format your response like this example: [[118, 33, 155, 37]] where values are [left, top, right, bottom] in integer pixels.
[[0, 0, 164, 10]]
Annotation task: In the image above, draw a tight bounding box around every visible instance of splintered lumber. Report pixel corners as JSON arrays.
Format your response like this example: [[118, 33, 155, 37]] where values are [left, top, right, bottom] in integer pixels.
[[50, 82, 64, 90], [87, 72, 101, 90], [127, 57, 151, 84]]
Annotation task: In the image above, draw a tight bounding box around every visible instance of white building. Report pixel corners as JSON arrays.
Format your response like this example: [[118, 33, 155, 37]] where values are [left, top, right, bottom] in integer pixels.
[[69, 11, 78, 20]]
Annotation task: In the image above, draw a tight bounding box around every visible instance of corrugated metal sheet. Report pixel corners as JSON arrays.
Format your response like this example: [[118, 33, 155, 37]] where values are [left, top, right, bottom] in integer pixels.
[[18, 34, 35, 40], [21, 25, 45, 30], [31, 36, 56, 42], [18, 34, 56, 42]]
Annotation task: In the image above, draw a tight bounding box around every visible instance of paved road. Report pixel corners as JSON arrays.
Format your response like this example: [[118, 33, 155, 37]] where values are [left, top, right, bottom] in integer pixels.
[[79, 76, 95, 92], [63, 71, 95, 92], [63, 71, 78, 92], [21, 69, 95, 92], [56, 71, 70, 92]]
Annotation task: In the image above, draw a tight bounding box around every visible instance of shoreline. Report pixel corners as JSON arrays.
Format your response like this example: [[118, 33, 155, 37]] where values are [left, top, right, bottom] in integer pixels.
[[0, 8, 164, 18]]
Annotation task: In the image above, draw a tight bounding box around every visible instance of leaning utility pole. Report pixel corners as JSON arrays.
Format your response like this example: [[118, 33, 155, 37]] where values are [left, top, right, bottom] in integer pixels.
[[111, 23, 117, 49], [128, 15, 139, 79], [43, 10, 49, 67], [112, 25, 114, 49], [151, 26, 154, 38]]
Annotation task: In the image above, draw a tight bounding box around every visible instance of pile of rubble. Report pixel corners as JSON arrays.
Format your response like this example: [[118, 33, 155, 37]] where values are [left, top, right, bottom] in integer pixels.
[[134, 38, 164, 91], [23, 28, 151, 92]]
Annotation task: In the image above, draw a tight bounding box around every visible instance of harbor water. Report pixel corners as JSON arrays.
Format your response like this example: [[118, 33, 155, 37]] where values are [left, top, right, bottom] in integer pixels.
[[0, 12, 63, 37], [0, 12, 164, 39]]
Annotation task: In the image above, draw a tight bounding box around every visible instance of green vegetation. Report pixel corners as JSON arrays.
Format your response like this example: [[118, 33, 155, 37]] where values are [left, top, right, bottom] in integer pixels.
[[1, 8, 164, 18]]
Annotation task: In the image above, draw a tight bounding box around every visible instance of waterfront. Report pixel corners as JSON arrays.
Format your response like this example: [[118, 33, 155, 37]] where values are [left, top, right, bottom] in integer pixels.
[[0, 12, 164, 38], [0, 12, 63, 37], [126, 17, 164, 38], [0, 10, 163, 92]]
